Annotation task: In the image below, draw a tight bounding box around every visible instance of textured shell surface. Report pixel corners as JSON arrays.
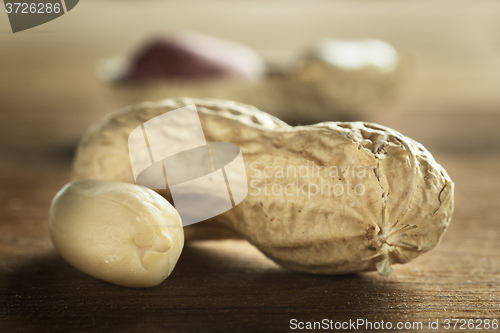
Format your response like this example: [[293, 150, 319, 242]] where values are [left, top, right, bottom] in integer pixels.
[[73, 98, 454, 277]]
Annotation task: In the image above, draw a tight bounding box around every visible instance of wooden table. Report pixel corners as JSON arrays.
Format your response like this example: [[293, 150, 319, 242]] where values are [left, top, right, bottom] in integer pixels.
[[1, 1, 499, 332]]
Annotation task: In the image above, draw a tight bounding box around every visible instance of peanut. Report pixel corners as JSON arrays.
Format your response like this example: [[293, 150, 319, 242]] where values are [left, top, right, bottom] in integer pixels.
[[73, 98, 454, 277], [49, 179, 184, 288], [115, 32, 265, 82]]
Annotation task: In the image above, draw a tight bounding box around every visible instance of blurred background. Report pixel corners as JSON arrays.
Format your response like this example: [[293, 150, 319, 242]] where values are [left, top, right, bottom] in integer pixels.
[[1, 0, 500, 154], [1, 1, 499, 332]]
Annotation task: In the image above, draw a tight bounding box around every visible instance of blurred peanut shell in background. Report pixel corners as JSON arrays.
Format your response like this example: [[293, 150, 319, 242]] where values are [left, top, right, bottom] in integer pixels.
[[100, 34, 410, 125]]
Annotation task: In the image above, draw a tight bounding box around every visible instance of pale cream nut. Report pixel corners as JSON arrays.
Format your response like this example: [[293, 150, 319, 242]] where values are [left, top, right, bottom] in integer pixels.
[[49, 179, 184, 288]]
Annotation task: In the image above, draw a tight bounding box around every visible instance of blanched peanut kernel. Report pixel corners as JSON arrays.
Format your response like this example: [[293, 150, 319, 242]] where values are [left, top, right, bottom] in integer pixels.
[[49, 180, 184, 288]]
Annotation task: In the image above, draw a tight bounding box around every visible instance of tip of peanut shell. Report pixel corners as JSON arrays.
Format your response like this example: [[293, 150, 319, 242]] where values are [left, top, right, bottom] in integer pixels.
[[376, 257, 394, 278]]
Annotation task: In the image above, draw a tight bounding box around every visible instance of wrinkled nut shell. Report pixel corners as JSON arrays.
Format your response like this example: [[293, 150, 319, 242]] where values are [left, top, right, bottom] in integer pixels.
[[49, 180, 184, 288], [73, 98, 454, 277]]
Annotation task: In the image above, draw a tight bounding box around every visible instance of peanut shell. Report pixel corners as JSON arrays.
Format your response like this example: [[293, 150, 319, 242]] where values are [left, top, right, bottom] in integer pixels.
[[73, 98, 454, 277]]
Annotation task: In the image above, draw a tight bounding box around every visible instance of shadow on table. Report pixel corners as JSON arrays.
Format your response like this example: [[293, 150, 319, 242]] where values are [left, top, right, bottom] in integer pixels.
[[1, 243, 411, 333]]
